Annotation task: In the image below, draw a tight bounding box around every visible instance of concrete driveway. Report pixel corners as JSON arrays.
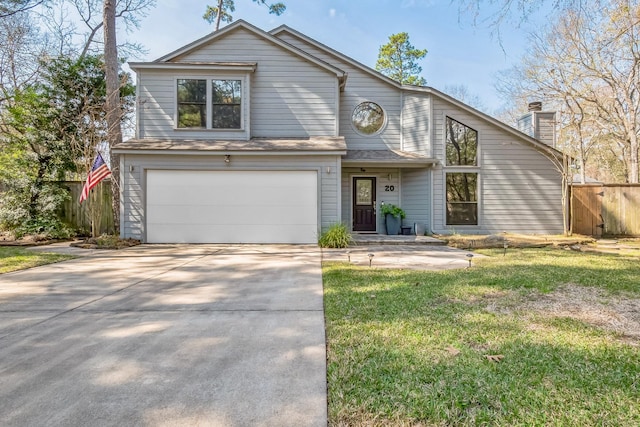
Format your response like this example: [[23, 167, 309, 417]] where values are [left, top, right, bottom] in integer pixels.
[[0, 245, 326, 427]]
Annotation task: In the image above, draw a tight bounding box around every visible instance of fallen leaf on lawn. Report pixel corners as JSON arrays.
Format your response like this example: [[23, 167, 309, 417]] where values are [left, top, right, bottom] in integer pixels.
[[485, 354, 505, 362], [446, 346, 461, 356]]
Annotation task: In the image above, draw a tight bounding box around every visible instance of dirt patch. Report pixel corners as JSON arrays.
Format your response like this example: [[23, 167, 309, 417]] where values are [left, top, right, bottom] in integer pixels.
[[0, 231, 70, 247], [439, 233, 595, 249], [488, 284, 640, 343]]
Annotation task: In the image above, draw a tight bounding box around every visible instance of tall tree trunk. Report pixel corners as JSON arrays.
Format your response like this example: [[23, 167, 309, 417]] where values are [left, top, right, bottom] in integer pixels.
[[215, 0, 223, 30], [103, 0, 122, 235]]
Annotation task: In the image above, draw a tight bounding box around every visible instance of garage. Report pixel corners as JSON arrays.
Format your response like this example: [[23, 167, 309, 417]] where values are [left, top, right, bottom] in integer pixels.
[[146, 170, 318, 243]]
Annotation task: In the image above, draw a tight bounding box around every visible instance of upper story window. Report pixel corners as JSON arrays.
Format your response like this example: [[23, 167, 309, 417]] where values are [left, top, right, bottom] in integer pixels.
[[446, 116, 477, 166], [212, 80, 242, 129], [445, 116, 479, 225], [352, 101, 386, 135], [176, 78, 243, 130], [177, 79, 206, 128]]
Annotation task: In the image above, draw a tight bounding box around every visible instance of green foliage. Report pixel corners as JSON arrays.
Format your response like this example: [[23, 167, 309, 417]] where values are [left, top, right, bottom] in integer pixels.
[[204, 0, 285, 30], [319, 223, 353, 248], [380, 203, 406, 219], [375, 32, 427, 86], [203, 0, 235, 26], [324, 248, 640, 425], [0, 247, 75, 274], [14, 217, 74, 240], [0, 54, 134, 235], [0, 180, 69, 231]]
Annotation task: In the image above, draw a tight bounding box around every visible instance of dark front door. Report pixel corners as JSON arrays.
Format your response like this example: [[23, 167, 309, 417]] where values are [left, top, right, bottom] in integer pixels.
[[353, 177, 376, 232]]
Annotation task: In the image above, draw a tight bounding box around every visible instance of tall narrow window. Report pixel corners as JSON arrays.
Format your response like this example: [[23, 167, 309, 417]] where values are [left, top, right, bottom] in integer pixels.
[[212, 79, 242, 129], [445, 117, 478, 225], [446, 117, 477, 166], [446, 172, 478, 225], [177, 79, 206, 128]]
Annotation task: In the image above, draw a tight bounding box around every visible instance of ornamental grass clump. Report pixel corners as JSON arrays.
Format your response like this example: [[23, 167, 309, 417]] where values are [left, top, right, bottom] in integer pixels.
[[318, 223, 353, 248]]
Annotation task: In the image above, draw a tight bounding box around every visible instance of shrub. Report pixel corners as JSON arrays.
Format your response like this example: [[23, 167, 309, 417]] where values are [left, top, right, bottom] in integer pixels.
[[319, 223, 353, 248], [14, 218, 74, 240], [0, 181, 75, 240]]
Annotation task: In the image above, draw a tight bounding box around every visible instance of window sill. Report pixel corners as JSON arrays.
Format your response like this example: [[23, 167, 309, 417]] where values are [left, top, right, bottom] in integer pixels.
[[173, 127, 246, 132]]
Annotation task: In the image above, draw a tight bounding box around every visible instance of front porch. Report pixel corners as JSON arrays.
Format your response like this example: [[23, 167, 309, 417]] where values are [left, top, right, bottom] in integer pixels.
[[340, 149, 436, 236]]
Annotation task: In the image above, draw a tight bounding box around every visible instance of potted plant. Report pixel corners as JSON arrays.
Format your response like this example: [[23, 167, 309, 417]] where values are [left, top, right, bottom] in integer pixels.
[[380, 203, 405, 235]]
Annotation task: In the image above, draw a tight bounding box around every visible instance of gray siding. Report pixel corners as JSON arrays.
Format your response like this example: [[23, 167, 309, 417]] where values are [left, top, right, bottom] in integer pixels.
[[275, 32, 402, 151], [137, 27, 338, 140], [534, 112, 556, 147], [401, 168, 431, 233], [120, 154, 341, 241], [401, 93, 431, 156], [341, 168, 401, 233], [431, 97, 564, 234]]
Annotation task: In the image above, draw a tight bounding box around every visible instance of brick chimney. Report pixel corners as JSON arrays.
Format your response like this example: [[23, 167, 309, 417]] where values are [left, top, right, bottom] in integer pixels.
[[517, 102, 556, 147]]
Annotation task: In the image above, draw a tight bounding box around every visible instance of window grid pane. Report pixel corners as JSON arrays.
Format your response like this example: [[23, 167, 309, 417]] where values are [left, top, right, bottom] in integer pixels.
[[446, 172, 478, 225], [446, 116, 478, 166], [212, 79, 242, 129], [177, 79, 206, 128]]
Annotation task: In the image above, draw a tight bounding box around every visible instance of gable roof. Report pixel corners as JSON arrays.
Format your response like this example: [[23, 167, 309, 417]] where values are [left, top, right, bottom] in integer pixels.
[[153, 20, 347, 87], [270, 25, 402, 90], [415, 86, 565, 161], [270, 25, 564, 161]]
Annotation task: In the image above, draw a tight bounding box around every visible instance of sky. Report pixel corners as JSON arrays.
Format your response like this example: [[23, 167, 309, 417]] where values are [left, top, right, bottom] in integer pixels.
[[114, 0, 553, 115]]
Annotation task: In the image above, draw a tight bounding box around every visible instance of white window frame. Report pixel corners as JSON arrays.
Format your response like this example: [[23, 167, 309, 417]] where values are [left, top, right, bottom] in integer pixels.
[[174, 73, 249, 132]]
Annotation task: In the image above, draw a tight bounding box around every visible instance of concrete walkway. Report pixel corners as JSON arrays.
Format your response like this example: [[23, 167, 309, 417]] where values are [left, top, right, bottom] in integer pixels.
[[0, 244, 326, 427], [322, 245, 480, 270]]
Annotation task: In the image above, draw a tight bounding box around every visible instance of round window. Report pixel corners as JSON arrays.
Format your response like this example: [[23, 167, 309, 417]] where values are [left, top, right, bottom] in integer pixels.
[[351, 101, 386, 135]]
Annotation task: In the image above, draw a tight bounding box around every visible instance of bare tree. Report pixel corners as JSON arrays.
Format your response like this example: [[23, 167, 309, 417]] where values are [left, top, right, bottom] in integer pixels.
[[443, 84, 487, 112], [455, 0, 602, 34], [496, 0, 640, 183], [0, 0, 45, 18], [0, 12, 50, 104], [62, 0, 155, 59]]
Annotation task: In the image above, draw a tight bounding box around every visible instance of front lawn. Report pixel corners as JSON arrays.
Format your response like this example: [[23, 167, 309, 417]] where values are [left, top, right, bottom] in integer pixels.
[[0, 247, 75, 274], [324, 248, 640, 426]]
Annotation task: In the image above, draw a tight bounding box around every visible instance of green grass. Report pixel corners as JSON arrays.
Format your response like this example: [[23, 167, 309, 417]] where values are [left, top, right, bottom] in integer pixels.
[[0, 247, 75, 274], [324, 248, 640, 426]]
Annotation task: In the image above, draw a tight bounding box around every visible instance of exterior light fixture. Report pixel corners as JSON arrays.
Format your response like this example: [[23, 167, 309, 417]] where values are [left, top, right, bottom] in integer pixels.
[[466, 253, 474, 268], [388, 173, 392, 181], [224, 155, 231, 164], [368, 253, 374, 267], [326, 166, 331, 174]]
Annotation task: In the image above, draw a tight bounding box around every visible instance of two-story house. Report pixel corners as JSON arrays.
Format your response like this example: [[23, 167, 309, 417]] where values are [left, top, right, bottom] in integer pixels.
[[113, 20, 565, 244]]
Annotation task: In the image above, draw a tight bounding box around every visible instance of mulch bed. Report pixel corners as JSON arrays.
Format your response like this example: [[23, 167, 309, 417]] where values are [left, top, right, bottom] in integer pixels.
[[70, 237, 141, 250]]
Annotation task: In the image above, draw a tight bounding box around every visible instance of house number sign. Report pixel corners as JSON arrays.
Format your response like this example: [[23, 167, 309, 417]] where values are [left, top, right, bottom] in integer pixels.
[[384, 185, 395, 192]]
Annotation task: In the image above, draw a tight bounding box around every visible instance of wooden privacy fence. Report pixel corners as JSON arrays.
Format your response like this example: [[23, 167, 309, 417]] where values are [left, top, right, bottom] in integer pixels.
[[59, 181, 114, 235], [572, 184, 640, 237]]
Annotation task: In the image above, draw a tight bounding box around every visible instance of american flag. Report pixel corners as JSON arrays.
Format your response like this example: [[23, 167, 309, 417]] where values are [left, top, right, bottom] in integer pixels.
[[79, 153, 111, 204]]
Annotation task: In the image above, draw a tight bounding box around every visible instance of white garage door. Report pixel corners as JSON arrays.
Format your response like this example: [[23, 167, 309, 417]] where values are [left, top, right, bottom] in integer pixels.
[[146, 170, 318, 244]]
